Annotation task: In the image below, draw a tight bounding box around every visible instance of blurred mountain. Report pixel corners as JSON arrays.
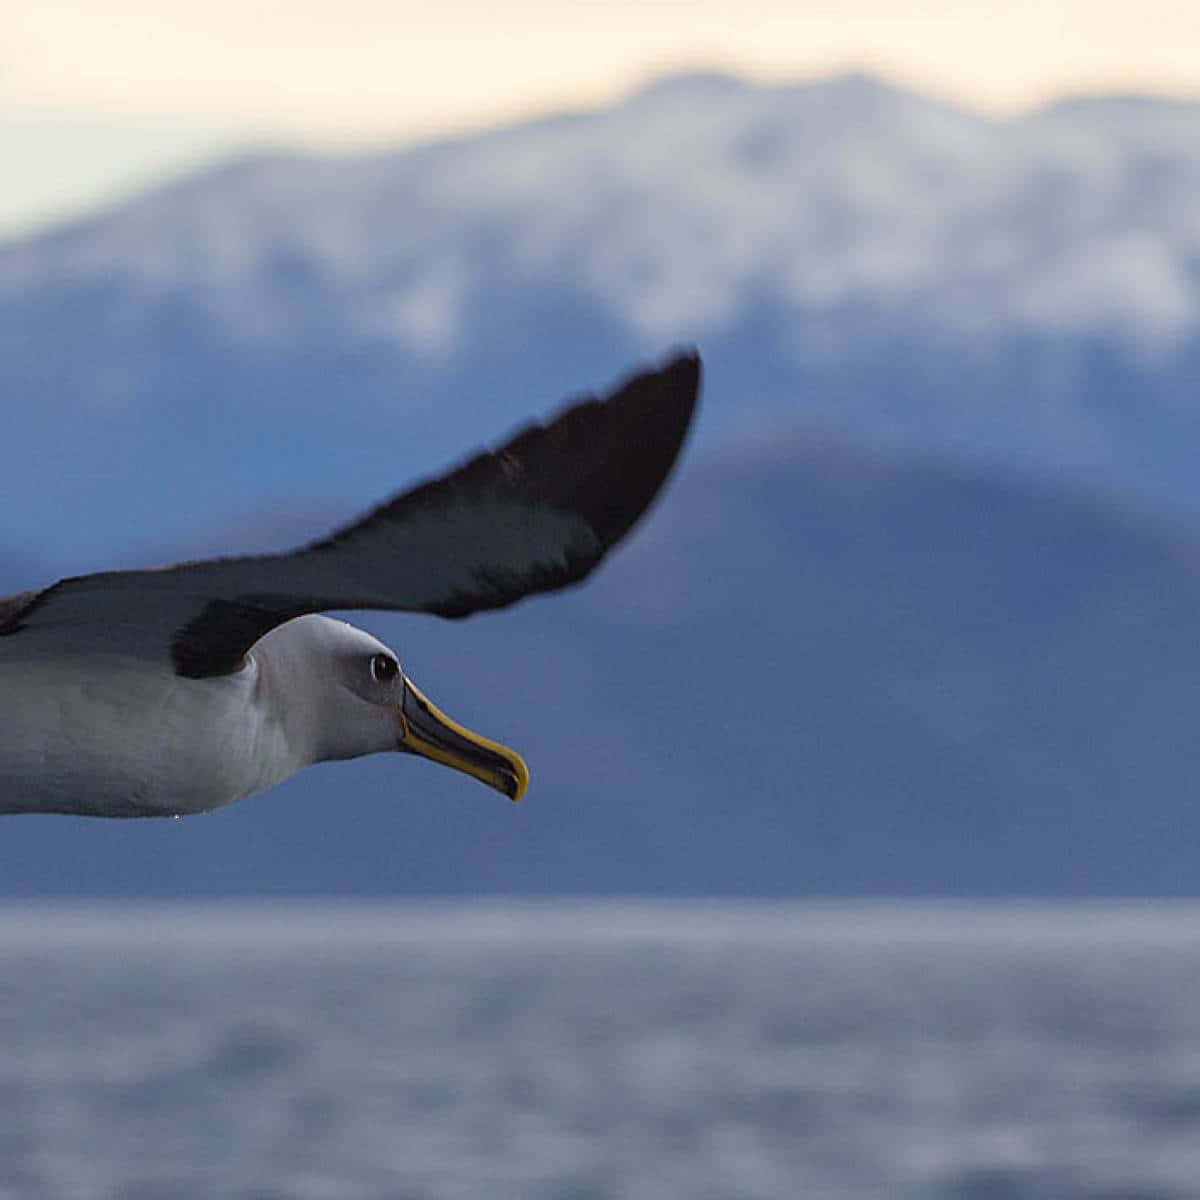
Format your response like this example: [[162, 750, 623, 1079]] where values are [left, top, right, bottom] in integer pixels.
[[4, 440, 1200, 896], [5, 73, 1200, 566], [6, 71, 1200, 894]]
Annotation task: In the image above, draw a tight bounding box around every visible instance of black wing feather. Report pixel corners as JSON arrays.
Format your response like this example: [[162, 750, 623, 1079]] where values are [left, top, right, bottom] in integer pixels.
[[0, 353, 700, 679]]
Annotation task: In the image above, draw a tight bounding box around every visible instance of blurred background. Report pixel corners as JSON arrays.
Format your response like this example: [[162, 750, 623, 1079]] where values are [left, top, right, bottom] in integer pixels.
[[4, 2, 1200, 1197]]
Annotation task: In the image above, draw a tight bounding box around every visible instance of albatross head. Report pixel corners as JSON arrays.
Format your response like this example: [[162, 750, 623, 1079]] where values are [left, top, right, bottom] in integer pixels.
[[256, 615, 528, 801]]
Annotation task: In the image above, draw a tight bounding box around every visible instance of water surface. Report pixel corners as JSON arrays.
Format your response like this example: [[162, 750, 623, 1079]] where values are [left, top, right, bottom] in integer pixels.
[[1, 901, 1198, 1199]]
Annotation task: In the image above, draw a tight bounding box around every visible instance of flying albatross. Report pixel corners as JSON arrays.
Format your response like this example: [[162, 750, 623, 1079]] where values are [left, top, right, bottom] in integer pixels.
[[0, 353, 700, 818]]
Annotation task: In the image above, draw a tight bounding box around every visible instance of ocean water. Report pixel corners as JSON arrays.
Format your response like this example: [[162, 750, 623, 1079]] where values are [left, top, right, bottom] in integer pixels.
[[1, 902, 1199, 1200]]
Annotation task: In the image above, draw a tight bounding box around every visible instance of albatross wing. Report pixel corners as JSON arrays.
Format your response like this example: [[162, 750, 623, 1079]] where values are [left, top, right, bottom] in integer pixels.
[[0, 353, 700, 678]]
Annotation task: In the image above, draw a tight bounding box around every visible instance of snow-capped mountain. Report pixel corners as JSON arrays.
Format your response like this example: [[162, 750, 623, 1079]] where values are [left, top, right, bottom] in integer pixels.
[[8, 73, 1200, 352], [5, 70, 1200, 559]]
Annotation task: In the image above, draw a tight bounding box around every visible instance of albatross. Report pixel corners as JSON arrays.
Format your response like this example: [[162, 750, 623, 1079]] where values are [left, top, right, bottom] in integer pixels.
[[0, 353, 700, 818]]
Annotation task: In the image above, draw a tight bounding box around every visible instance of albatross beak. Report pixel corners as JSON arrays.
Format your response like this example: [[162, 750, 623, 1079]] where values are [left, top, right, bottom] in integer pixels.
[[397, 677, 529, 802]]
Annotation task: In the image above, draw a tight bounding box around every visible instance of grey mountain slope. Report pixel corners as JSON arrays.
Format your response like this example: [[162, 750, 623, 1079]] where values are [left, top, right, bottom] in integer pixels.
[[3, 440, 1199, 896]]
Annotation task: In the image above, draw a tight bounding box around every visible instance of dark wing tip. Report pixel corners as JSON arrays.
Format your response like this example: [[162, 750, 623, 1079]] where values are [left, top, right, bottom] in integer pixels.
[[311, 348, 701, 566], [587, 349, 700, 547], [408, 349, 702, 617], [507, 349, 701, 552]]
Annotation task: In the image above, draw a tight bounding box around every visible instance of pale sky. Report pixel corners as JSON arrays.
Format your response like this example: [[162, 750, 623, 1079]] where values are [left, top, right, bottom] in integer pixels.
[[3, 0, 1200, 237]]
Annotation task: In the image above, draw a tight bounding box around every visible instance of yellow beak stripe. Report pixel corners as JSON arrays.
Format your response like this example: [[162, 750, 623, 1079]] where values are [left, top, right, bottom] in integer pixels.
[[399, 678, 529, 802]]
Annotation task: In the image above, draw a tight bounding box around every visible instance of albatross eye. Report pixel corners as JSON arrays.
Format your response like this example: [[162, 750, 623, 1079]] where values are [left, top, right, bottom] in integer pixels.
[[370, 653, 400, 683]]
